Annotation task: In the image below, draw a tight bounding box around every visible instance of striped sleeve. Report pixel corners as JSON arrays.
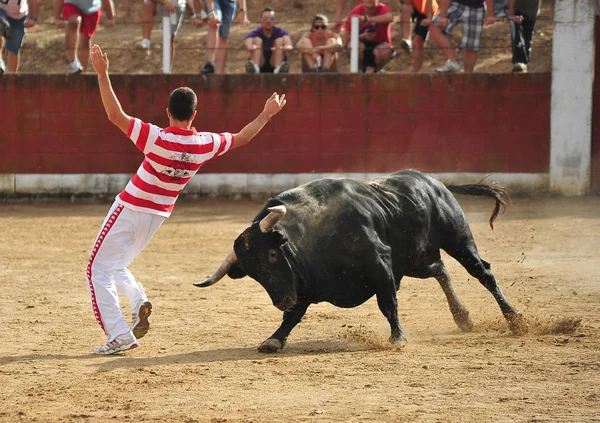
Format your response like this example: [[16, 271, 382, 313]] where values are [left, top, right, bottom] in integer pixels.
[[213, 132, 234, 157], [127, 118, 162, 154]]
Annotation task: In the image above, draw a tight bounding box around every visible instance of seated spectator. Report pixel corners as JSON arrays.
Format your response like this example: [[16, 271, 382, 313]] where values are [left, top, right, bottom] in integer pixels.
[[343, 0, 394, 73], [135, 0, 203, 72], [243, 7, 292, 74], [54, 0, 116, 75], [199, 0, 250, 74], [428, 0, 495, 73], [506, 0, 541, 72], [296, 14, 343, 72], [0, 0, 38, 74], [398, 0, 439, 72]]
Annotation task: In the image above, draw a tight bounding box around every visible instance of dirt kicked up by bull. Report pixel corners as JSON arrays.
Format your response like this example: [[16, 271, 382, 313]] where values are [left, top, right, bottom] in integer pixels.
[[195, 169, 529, 353]]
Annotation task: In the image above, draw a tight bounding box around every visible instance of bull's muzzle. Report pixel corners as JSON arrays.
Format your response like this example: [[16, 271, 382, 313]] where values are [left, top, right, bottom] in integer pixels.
[[274, 296, 296, 311]]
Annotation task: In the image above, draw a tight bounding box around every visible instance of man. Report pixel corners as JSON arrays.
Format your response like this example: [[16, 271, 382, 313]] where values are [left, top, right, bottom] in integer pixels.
[[54, 0, 115, 74], [507, 0, 541, 72], [135, 0, 204, 72], [296, 14, 343, 72], [199, 0, 250, 74], [343, 0, 394, 73], [88, 44, 286, 355], [244, 7, 292, 74], [398, 0, 438, 72], [428, 0, 495, 73], [333, 0, 360, 32], [0, 0, 39, 74]]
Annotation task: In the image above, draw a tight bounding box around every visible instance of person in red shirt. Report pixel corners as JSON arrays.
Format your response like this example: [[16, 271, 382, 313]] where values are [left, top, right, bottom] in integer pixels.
[[296, 14, 343, 72], [87, 44, 286, 355], [343, 0, 394, 73]]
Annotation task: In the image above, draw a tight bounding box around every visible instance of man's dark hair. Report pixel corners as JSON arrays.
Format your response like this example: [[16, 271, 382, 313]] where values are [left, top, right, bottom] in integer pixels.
[[168, 87, 197, 121], [261, 7, 274, 15]]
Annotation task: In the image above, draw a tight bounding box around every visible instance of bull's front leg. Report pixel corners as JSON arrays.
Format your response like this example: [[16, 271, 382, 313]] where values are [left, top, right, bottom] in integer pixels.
[[258, 302, 310, 353]]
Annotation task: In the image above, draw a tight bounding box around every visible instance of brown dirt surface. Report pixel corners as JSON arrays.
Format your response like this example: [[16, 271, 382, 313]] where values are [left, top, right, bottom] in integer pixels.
[[19, 0, 554, 74], [1, 194, 599, 422]]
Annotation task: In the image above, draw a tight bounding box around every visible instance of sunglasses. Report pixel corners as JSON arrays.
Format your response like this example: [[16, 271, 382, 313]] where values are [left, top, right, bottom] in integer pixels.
[[262, 16, 275, 21], [313, 25, 327, 30]]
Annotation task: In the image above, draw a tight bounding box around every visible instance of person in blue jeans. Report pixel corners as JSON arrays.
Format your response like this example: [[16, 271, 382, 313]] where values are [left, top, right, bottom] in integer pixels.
[[199, 0, 249, 74], [0, 0, 39, 74], [506, 0, 541, 72]]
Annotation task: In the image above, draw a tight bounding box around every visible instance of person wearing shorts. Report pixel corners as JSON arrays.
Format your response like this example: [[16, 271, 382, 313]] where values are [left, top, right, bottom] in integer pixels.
[[54, 0, 115, 75], [428, 0, 495, 73], [135, 0, 203, 72], [243, 7, 292, 74], [0, 0, 38, 74], [199, 0, 249, 74], [398, 0, 438, 72], [296, 14, 343, 72]]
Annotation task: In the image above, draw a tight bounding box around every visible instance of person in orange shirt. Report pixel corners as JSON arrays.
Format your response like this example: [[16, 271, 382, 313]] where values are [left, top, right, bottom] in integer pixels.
[[398, 0, 438, 72], [296, 14, 343, 72]]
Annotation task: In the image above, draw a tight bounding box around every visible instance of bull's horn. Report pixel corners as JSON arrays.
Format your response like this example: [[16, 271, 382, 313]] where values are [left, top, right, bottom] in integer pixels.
[[194, 250, 238, 287], [259, 205, 287, 233]]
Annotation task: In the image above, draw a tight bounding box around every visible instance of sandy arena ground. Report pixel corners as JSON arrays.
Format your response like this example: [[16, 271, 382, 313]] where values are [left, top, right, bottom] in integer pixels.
[[0, 195, 599, 423]]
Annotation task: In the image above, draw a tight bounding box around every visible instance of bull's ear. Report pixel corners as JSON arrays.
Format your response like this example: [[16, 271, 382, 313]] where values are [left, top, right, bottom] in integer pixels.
[[227, 263, 247, 279]]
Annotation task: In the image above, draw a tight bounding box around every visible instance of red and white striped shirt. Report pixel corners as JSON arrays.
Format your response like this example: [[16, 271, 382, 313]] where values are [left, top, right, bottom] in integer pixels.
[[117, 118, 234, 217]]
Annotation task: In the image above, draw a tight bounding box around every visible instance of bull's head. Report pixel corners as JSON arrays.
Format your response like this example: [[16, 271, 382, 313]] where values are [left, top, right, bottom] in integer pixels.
[[194, 205, 297, 311]]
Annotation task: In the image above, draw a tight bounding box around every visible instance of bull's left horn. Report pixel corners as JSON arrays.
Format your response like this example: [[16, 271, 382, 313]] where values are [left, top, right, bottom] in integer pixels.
[[259, 205, 287, 233], [194, 250, 238, 287]]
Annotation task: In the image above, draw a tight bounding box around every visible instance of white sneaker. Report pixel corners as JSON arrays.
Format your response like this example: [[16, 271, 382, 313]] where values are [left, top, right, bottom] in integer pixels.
[[436, 60, 461, 73], [67, 59, 83, 75], [0, 58, 5, 75], [93, 332, 139, 355], [135, 38, 152, 54], [132, 300, 152, 339], [400, 38, 413, 53], [274, 61, 289, 74]]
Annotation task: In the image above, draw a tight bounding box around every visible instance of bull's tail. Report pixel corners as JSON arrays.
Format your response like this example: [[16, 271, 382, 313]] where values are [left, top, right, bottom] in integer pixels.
[[445, 181, 511, 230]]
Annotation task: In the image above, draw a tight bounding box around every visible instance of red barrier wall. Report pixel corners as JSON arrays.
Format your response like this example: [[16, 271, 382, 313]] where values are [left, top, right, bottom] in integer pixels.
[[0, 73, 550, 175]]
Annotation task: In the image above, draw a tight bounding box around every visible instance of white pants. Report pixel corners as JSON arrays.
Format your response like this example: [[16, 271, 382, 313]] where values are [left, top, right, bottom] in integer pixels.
[[86, 201, 166, 342]]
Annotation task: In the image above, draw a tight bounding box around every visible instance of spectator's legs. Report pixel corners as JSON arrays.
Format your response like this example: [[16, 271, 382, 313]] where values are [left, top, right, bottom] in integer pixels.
[[296, 37, 317, 70], [463, 49, 477, 72], [205, 19, 218, 65], [428, 24, 458, 63], [399, 1, 414, 42], [246, 37, 264, 66], [271, 37, 285, 68], [65, 15, 82, 63], [0, 36, 5, 72], [373, 42, 393, 71], [214, 0, 236, 73], [334, 0, 347, 31], [411, 34, 425, 72], [6, 50, 18, 72], [79, 33, 92, 71], [323, 38, 339, 71], [141, 1, 156, 41], [215, 37, 229, 73]]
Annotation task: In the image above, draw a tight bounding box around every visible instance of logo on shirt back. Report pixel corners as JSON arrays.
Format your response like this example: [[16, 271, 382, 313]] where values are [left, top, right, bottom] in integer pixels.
[[163, 152, 198, 179]]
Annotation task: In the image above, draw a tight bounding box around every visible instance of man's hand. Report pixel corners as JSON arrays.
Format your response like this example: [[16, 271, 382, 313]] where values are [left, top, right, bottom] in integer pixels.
[[25, 19, 37, 29], [234, 11, 250, 27], [103, 18, 115, 28], [509, 14, 524, 24], [263, 92, 286, 118], [484, 15, 496, 25], [91, 44, 109, 75], [54, 17, 66, 28], [162, 0, 175, 14], [437, 16, 449, 27]]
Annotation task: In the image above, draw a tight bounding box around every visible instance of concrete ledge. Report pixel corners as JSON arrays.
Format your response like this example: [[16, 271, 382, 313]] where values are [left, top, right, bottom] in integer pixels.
[[1, 173, 550, 197]]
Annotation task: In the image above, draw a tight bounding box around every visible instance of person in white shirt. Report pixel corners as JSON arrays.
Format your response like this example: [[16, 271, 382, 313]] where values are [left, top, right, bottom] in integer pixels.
[[0, 0, 39, 74], [88, 44, 286, 355]]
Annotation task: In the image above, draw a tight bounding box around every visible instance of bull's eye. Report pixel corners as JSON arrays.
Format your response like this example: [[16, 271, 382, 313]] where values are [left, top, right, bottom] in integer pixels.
[[268, 249, 277, 264]]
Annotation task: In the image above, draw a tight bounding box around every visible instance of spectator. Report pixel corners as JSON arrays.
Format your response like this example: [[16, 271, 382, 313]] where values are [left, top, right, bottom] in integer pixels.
[[296, 14, 343, 72], [343, 0, 394, 73], [398, 0, 438, 72], [507, 0, 541, 72], [243, 7, 292, 74], [428, 0, 495, 73], [199, 0, 250, 74], [334, 0, 360, 32], [54, 0, 116, 75], [135, 0, 203, 72], [0, 0, 39, 74]]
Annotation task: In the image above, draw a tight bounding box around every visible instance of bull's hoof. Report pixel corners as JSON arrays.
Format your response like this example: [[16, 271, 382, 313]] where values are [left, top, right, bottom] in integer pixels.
[[388, 335, 408, 349], [257, 338, 283, 353], [454, 309, 475, 332], [507, 313, 529, 335]]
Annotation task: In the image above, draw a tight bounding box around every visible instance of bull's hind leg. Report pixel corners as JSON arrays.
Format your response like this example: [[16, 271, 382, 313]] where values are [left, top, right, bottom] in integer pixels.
[[373, 253, 407, 347], [408, 261, 474, 332], [258, 302, 310, 353], [446, 243, 528, 335]]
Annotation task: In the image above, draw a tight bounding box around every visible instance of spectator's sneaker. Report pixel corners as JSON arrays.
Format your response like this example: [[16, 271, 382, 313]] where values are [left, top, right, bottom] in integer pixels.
[[200, 61, 215, 74], [274, 61, 289, 74], [93, 333, 139, 355], [400, 38, 412, 53], [67, 59, 83, 75], [436, 60, 461, 73], [0, 58, 5, 76], [245, 59, 258, 73], [132, 300, 152, 339], [512, 62, 528, 73], [0, 16, 11, 40], [135, 38, 152, 55]]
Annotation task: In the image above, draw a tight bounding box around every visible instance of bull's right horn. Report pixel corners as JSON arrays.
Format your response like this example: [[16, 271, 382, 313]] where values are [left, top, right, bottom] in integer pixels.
[[194, 250, 238, 287], [259, 205, 287, 233]]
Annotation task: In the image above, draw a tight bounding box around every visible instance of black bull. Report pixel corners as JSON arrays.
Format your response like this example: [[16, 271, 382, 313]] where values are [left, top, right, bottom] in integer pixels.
[[195, 170, 528, 353]]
